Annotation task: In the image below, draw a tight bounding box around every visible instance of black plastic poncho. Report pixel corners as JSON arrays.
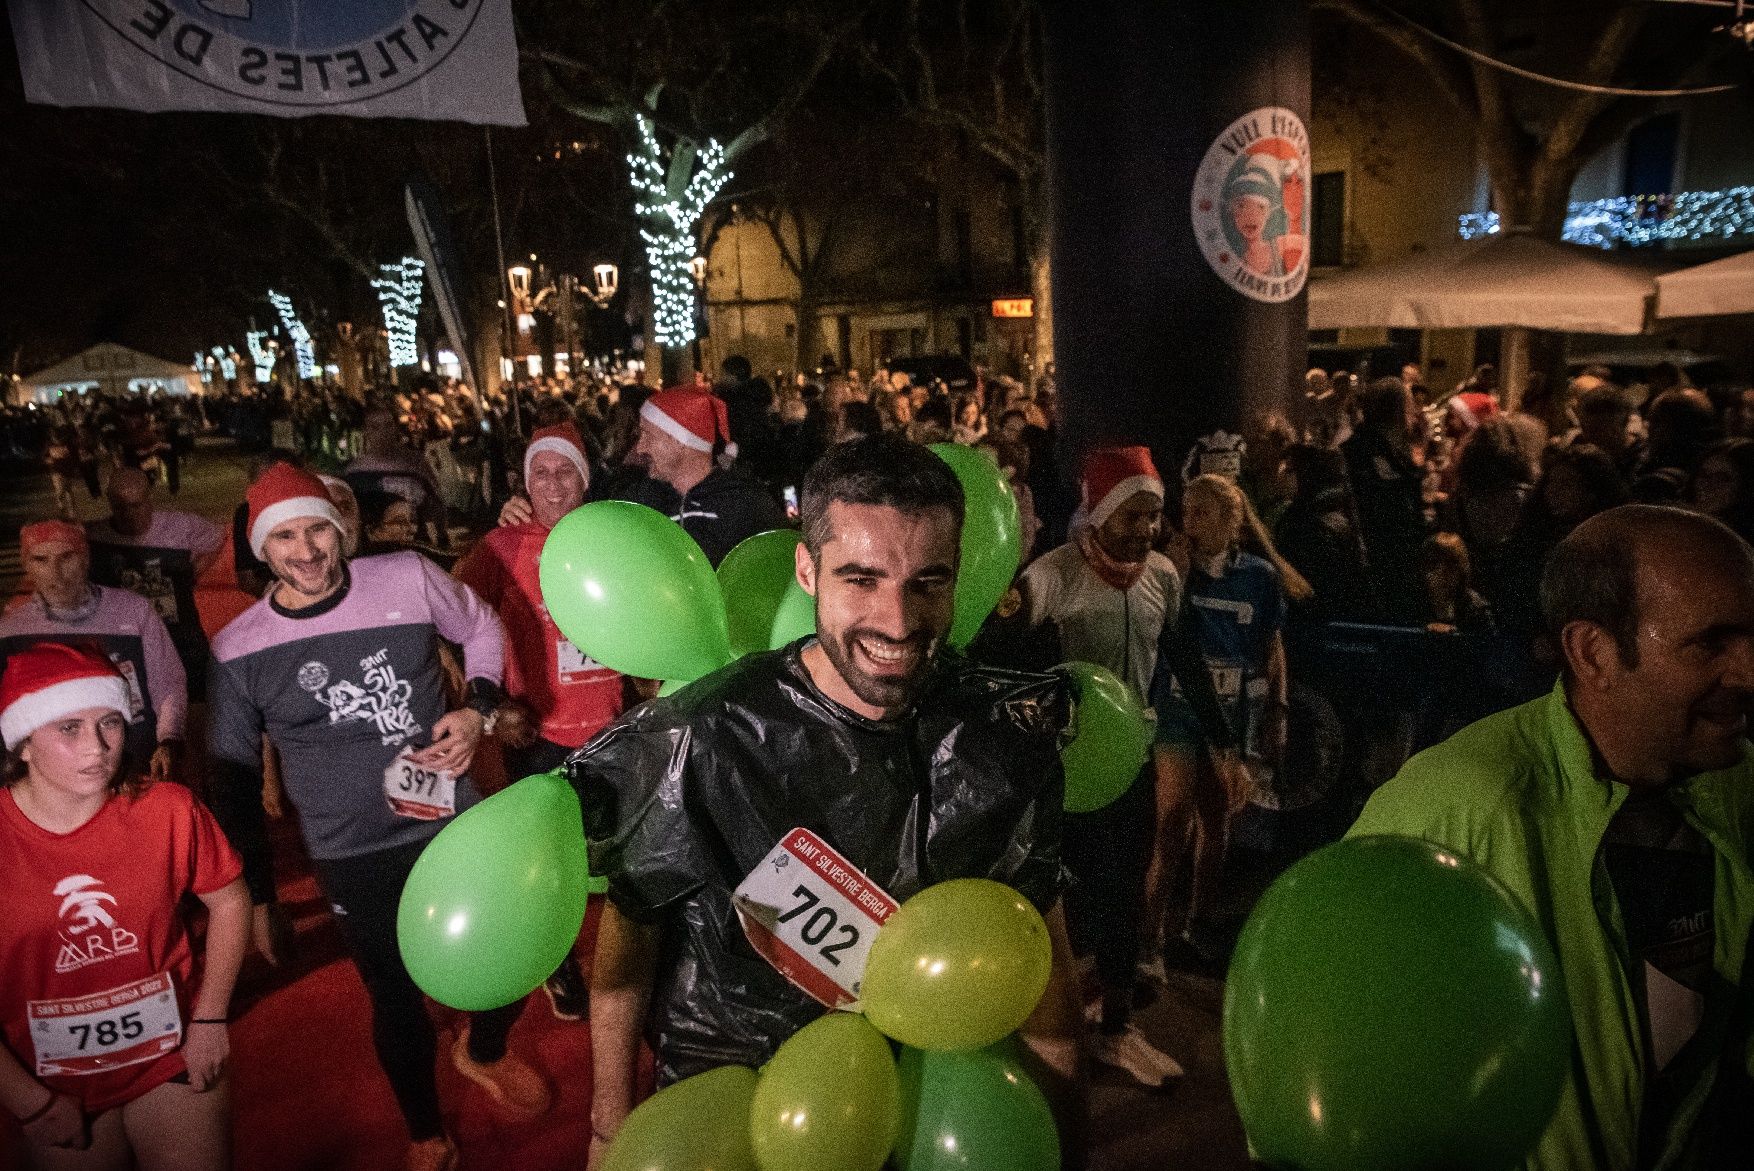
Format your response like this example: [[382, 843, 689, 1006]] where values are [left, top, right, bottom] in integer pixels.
[[568, 641, 1072, 1083]]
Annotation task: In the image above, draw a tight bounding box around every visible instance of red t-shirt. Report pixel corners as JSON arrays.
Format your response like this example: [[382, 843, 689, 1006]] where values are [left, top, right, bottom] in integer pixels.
[[0, 782, 242, 1113], [455, 522, 624, 750]]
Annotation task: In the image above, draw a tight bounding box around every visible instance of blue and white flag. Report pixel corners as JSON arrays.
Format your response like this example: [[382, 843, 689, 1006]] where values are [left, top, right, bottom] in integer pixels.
[[7, 0, 526, 125]]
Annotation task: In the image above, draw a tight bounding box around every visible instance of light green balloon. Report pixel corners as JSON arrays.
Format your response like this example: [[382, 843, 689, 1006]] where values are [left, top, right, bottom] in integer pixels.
[[1058, 661, 1153, 813], [894, 1043, 1059, 1171], [717, 529, 816, 656], [750, 1013, 899, 1171], [396, 773, 589, 1010], [861, 880, 1052, 1052], [928, 444, 1021, 648], [603, 1065, 760, 1171], [540, 500, 734, 684]]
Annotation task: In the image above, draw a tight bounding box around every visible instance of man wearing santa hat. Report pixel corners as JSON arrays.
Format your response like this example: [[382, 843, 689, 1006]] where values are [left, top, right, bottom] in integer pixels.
[[0, 518, 187, 786], [456, 421, 618, 1022], [501, 386, 785, 567], [1019, 445, 1239, 1088], [205, 462, 543, 1171]]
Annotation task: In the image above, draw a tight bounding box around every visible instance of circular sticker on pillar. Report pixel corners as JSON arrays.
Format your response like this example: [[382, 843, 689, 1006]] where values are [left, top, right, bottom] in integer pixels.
[[1191, 107, 1311, 303]]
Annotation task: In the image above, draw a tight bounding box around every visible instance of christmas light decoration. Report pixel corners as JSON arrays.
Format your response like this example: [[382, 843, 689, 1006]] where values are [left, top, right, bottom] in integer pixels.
[[1459, 185, 1754, 247], [372, 257, 426, 368], [267, 289, 317, 379], [195, 352, 211, 384], [211, 346, 238, 382], [626, 114, 731, 349], [245, 332, 275, 383]]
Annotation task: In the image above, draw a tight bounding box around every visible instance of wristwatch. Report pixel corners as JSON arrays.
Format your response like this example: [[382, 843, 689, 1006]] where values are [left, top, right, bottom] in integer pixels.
[[465, 678, 504, 735]]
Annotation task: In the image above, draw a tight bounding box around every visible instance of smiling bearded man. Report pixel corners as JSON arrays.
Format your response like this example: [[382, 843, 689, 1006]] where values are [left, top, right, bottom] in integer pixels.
[[570, 433, 1088, 1169]]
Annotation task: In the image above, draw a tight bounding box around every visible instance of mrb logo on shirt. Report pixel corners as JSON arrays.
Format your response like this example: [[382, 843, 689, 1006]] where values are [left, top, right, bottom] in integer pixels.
[[52, 875, 141, 974], [298, 648, 423, 746]]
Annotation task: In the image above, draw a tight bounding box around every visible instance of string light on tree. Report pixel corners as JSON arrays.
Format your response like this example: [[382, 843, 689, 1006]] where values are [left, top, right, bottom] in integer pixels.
[[211, 346, 238, 383], [267, 289, 317, 379], [626, 113, 731, 349], [245, 332, 275, 383], [1459, 185, 1754, 247], [372, 257, 426, 368]]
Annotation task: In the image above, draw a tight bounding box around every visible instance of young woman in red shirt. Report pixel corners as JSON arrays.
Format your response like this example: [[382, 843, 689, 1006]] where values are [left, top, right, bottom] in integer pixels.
[[0, 642, 248, 1171]]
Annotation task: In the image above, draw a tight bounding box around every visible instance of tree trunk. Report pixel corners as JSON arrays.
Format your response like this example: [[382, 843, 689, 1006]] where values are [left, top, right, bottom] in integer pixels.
[[794, 298, 821, 376], [1029, 249, 1054, 383], [1489, 156, 1578, 412], [660, 346, 688, 386]]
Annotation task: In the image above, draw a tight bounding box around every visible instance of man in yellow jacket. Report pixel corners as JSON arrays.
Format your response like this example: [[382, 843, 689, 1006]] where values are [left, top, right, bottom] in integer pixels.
[[1352, 504, 1754, 1170]]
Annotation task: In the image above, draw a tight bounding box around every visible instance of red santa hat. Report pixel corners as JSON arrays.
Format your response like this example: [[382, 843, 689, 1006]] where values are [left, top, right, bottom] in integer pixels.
[[640, 386, 736, 458], [523, 421, 591, 490], [1080, 445, 1164, 530], [247, 462, 344, 559], [1445, 390, 1499, 439], [19, 520, 87, 557], [1, 642, 131, 750]]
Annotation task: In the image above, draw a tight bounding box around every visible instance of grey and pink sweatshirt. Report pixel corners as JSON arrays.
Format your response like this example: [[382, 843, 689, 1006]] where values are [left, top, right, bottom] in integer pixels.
[[207, 550, 505, 903], [0, 585, 187, 773]]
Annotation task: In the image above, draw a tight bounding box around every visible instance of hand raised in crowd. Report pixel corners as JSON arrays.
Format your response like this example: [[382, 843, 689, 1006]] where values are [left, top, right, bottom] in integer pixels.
[[181, 1021, 230, 1092], [23, 1092, 88, 1150], [498, 494, 533, 527], [408, 709, 485, 776]]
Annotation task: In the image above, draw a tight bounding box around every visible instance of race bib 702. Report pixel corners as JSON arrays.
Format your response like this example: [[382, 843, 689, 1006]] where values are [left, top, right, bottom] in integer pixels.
[[732, 828, 898, 1010]]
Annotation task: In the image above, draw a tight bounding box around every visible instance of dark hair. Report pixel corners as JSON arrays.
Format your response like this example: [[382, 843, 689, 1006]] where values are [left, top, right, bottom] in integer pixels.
[[1541, 509, 1646, 666], [800, 434, 964, 555], [355, 488, 409, 531], [1456, 416, 1535, 493], [1540, 443, 1630, 518], [1576, 382, 1632, 419], [839, 400, 882, 441], [1690, 437, 1754, 544], [721, 354, 754, 382], [1358, 377, 1410, 433]]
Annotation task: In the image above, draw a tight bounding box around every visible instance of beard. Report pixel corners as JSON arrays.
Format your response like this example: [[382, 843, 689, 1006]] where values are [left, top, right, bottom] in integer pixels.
[[817, 624, 941, 717]]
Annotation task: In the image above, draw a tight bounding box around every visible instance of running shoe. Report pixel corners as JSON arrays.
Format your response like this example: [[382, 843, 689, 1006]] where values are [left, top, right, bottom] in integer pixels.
[[1093, 1024, 1186, 1088]]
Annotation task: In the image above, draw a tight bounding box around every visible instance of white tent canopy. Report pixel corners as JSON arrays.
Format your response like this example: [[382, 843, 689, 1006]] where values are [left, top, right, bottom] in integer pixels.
[[19, 342, 201, 404], [1654, 249, 1754, 319], [1307, 233, 1676, 336]]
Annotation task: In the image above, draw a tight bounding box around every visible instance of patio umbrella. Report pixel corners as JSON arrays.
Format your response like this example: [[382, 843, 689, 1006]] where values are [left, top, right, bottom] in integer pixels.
[[1654, 249, 1754, 319], [1308, 232, 1675, 336]]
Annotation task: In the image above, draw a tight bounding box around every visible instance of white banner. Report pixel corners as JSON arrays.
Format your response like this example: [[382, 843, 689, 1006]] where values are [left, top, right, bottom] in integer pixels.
[[7, 0, 526, 125]]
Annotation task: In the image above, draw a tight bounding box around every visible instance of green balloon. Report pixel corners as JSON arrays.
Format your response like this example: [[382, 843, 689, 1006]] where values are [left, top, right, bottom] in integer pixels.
[[894, 1043, 1059, 1171], [750, 1013, 899, 1171], [861, 879, 1052, 1052], [540, 500, 734, 684], [718, 529, 816, 657], [928, 444, 1021, 649], [1058, 662, 1153, 813], [1224, 836, 1573, 1171], [603, 1065, 760, 1171], [396, 773, 590, 1011]]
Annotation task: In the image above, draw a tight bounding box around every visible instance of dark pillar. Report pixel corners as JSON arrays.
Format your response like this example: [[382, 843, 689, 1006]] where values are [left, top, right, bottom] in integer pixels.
[[1044, 0, 1311, 489]]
